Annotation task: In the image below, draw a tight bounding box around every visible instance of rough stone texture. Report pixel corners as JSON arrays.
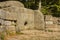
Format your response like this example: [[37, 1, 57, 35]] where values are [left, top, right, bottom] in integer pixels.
[[0, 6, 44, 31], [34, 10, 44, 30], [0, 1, 24, 8], [0, 7, 34, 31], [5, 25, 16, 35], [1, 1, 60, 40], [58, 18, 60, 27], [0, 26, 4, 33], [0, 7, 17, 20], [17, 8, 34, 31], [44, 15, 60, 32]]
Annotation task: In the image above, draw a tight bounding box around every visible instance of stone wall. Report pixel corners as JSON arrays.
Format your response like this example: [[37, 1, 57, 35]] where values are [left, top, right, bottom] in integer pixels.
[[45, 15, 60, 32]]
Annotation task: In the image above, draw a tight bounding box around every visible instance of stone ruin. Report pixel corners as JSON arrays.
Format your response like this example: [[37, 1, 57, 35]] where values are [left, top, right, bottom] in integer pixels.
[[45, 15, 60, 32], [0, 1, 44, 35], [0, 1, 60, 40]]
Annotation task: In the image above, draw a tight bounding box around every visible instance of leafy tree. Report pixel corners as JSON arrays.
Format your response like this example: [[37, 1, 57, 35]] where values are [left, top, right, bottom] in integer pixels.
[[41, 0, 60, 17], [19, 0, 40, 10]]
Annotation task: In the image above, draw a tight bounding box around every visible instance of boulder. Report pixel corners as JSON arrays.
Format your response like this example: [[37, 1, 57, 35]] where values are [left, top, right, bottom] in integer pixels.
[[16, 8, 34, 31], [0, 7, 17, 20], [4, 21, 12, 26], [0, 1, 44, 34], [0, 6, 44, 31], [0, 1, 24, 9], [34, 10, 44, 30]]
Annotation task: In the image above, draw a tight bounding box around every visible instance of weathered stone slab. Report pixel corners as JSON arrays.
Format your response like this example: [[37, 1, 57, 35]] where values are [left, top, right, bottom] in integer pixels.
[[0, 19, 4, 25], [0, 7, 45, 31], [0, 7, 17, 20], [17, 8, 34, 31], [0, 1, 45, 34], [45, 21, 53, 24], [0, 1, 24, 8], [4, 21, 12, 26], [34, 10, 44, 30]]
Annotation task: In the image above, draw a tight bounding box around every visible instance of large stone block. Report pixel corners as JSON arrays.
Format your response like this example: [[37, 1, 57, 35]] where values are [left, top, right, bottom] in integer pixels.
[[0, 1, 44, 32], [0, 7, 44, 31], [0, 7, 17, 20], [17, 8, 34, 31], [0, 1, 24, 8], [34, 10, 44, 30], [0, 19, 4, 25], [4, 21, 12, 26]]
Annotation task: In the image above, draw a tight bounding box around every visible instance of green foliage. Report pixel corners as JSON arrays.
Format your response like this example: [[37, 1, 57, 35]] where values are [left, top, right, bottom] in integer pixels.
[[41, 6, 52, 15], [0, 33, 5, 40], [48, 30, 53, 32], [41, 0, 60, 17], [20, 0, 40, 10]]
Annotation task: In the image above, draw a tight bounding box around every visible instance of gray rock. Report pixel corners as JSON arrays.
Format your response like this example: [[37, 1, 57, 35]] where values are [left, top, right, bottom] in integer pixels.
[[0, 1, 44, 33], [0, 7, 44, 31], [0, 7, 17, 20], [17, 8, 34, 31], [0, 1, 24, 9], [4, 21, 12, 26], [34, 10, 44, 30]]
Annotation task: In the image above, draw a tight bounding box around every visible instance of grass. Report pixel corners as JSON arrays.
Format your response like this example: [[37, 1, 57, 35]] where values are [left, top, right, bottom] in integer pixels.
[[48, 30, 53, 32], [16, 30, 24, 35], [0, 33, 5, 40]]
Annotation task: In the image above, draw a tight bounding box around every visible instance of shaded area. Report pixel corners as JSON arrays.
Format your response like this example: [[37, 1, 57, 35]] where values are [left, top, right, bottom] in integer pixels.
[[0, 0, 7, 2]]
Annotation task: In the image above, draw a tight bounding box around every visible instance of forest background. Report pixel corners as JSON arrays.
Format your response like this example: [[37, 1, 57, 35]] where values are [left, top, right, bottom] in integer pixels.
[[19, 0, 60, 17]]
